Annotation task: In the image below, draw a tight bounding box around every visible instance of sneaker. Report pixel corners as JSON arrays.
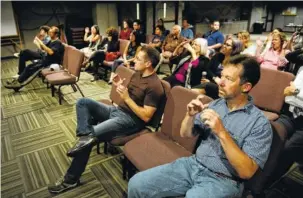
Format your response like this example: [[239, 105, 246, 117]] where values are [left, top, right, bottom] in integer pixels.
[[13, 53, 20, 58], [4, 79, 23, 89], [6, 78, 18, 85], [90, 75, 98, 82], [48, 177, 80, 194], [12, 74, 20, 79]]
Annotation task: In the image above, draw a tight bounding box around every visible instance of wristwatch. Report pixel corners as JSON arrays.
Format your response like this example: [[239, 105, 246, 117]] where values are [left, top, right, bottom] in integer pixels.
[[294, 88, 300, 95]]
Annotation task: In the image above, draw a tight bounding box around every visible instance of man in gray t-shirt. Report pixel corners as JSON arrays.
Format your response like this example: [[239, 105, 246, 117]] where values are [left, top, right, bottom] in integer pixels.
[[128, 55, 273, 198]]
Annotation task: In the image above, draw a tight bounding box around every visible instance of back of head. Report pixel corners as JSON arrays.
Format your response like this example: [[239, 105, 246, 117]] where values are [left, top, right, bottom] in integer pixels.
[[229, 54, 261, 89], [50, 26, 60, 38], [40, 25, 50, 33], [241, 30, 250, 40], [231, 38, 243, 56], [140, 46, 160, 68]]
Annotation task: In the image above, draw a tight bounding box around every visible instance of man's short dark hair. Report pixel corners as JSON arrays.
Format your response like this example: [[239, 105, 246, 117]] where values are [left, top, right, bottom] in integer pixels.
[[133, 19, 141, 26], [50, 26, 60, 37], [212, 20, 220, 25], [40, 25, 50, 33], [140, 46, 160, 68], [229, 54, 261, 88]]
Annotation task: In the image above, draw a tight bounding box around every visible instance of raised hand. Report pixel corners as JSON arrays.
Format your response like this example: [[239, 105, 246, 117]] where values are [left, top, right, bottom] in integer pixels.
[[85, 27, 90, 34]]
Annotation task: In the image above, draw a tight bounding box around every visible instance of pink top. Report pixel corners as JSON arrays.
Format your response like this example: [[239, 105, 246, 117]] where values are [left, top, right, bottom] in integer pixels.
[[175, 58, 200, 83], [257, 48, 290, 70]]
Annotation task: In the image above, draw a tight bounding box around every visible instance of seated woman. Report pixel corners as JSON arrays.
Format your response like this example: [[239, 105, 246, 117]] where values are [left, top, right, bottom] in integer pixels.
[[256, 32, 290, 70], [81, 25, 101, 66], [156, 18, 170, 36], [108, 30, 142, 83], [192, 38, 243, 99], [163, 38, 209, 88], [239, 30, 257, 56], [86, 27, 120, 82], [119, 19, 133, 40], [148, 25, 165, 53]]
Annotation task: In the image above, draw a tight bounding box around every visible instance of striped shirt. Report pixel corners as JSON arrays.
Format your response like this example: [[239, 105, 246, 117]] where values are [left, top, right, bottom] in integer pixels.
[[194, 96, 273, 178]]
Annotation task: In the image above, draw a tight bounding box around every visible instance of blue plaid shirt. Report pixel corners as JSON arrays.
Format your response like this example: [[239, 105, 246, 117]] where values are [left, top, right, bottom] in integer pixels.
[[194, 96, 273, 178]]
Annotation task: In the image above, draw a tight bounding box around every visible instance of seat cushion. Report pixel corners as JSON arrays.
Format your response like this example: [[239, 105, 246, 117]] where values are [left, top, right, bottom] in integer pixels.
[[124, 132, 192, 171], [262, 110, 279, 121], [46, 72, 76, 85], [110, 129, 150, 146], [41, 68, 65, 77]]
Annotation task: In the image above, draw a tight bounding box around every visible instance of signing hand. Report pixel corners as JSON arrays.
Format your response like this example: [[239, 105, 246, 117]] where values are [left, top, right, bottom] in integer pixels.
[[256, 37, 264, 47], [116, 84, 129, 101], [112, 74, 125, 87], [183, 42, 192, 50], [200, 109, 226, 137], [187, 95, 208, 116], [284, 81, 296, 96]]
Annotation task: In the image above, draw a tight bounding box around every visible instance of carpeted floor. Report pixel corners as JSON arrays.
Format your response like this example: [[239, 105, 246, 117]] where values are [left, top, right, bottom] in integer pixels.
[[1, 58, 128, 198], [1, 58, 303, 198]]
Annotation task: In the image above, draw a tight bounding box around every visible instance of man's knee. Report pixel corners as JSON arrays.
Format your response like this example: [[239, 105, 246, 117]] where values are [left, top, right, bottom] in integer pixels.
[[128, 173, 146, 196], [76, 97, 90, 107]]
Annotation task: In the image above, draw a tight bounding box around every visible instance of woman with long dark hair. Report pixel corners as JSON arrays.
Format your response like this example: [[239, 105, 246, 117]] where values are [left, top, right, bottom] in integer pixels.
[[86, 27, 120, 82], [108, 30, 142, 83], [120, 19, 133, 40]]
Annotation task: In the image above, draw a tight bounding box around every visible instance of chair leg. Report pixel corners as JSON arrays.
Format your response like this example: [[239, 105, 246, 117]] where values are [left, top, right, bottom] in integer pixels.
[[71, 84, 77, 92], [122, 156, 128, 180], [104, 68, 108, 81], [58, 86, 62, 105], [96, 142, 101, 154], [74, 83, 84, 97], [104, 142, 108, 154], [51, 85, 55, 97]]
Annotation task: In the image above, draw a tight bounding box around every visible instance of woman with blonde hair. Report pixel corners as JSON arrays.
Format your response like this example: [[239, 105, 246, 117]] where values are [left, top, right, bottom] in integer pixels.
[[239, 30, 257, 56], [256, 32, 290, 70], [163, 38, 210, 88], [192, 38, 243, 99]]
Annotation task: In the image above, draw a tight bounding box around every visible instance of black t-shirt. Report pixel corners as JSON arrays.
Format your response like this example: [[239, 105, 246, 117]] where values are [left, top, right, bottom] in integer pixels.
[[119, 72, 164, 123], [43, 40, 65, 66]]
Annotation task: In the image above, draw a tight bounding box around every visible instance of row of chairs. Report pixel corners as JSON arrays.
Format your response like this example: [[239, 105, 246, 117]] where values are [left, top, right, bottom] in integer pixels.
[[40, 44, 85, 104], [98, 66, 295, 197]]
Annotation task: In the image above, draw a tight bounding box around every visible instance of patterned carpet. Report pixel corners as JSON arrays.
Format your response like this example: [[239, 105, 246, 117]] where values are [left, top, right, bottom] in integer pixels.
[[1, 59, 127, 198], [1, 58, 302, 198]]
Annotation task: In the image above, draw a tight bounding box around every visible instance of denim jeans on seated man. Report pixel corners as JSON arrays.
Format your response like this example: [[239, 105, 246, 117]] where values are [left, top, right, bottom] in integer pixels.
[[48, 46, 164, 194], [128, 156, 244, 198], [65, 98, 145, 182], [128, 55, 273, 198]]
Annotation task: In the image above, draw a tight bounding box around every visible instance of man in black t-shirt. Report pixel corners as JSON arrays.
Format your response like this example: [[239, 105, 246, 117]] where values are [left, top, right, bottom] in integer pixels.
[[48, 46, 164, 194], [133, 19, 146, 44], [4, 26, 64, 91]]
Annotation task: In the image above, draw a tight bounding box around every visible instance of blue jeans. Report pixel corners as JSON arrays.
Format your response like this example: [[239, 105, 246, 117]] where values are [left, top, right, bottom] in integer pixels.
[[128, 156, 244, 198], [76, 98, 144, 140], [65, 98, 145, 181]]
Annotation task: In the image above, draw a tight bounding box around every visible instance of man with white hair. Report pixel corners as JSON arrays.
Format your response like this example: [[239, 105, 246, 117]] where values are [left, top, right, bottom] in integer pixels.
[[155, 25, 185, 72]]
